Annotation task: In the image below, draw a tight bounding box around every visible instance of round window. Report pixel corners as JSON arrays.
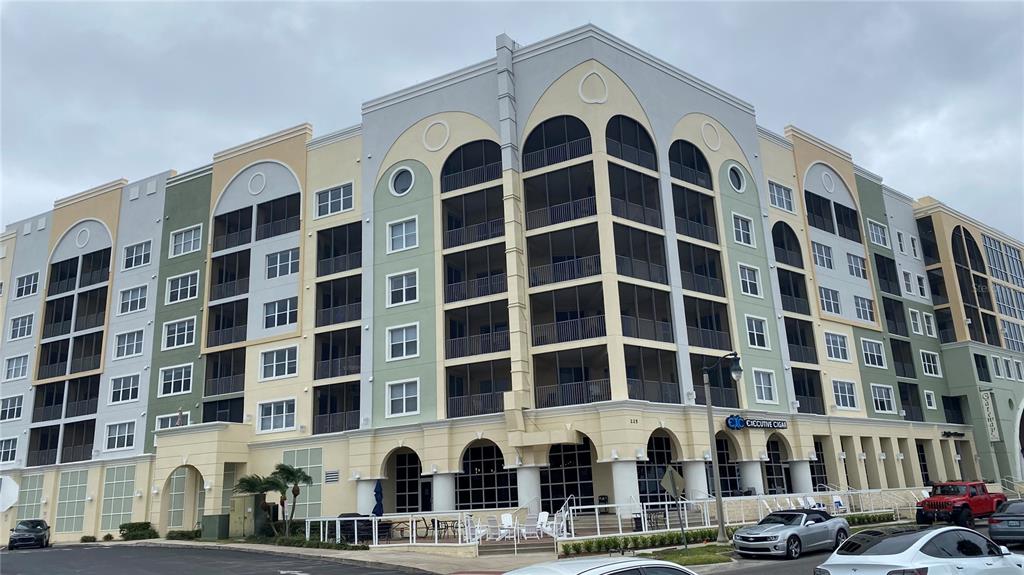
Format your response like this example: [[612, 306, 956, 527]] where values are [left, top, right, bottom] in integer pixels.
[[390, 167, 414, 196], [728, 165, 745, 192]]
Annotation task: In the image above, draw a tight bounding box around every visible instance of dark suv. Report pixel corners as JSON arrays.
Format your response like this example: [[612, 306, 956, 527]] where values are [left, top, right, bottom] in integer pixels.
[[8, 519, 51, 550]]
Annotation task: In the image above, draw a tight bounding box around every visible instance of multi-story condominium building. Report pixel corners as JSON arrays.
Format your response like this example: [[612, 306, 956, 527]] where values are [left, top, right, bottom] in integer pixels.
[[2, 25, 1022, 541]]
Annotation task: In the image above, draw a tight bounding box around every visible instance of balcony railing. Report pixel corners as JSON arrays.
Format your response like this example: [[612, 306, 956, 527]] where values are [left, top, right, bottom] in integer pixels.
[[316, 303, 361, 327], [894, 361, 916, 379], [445, 331, 510, 359], [61, 444, 93, 464], [441, 162, 502, 193], [27, 449, 58, 467], [616, 256, 668, 284], [788, 343, 818, 364], [313, 411, 360, 435], [621, 316, 674, 343], [211, 278, 249, 301], [609, 142, 657, 172], [532, 315, 606, 346], [444, 273, 507, 303], [535, 379, 611, 408], [611, 198, 662, 228], [796, 395, 825, 415], [903, 405, 925, 422], [525, 196, 597, 230], [207, 326, 247, 347], [69, 355, 101, 374], [43, 320, 72, 339], [781, 294, 811, 315], [686, 326, 731, 351], [79, 268, 109, 288], [694, 385, 740, 408], [529, 255, 600, 287], [448, 392, 505, 418], [205, 374, 245, 397], [256, 216, 300, 241], [75, 312, 105, 332], [774, 247, 803, 268], [317, 251, 362, 277], [212, 229, 251, 252], [945, 408, 965, 425], [33, 405, 63, 422], [675, 217, 718, 244], [314, 356, 361, 380], [627, 379, 681, 404], [879, 278, 902, 297], [444, 218, 504, 249], [670, 163, 713, 190], [939, 328, 957, 344], [522, 136, 592, 172], [49, 277, 76, 296], [680, 270, 725, 296], [64, 397, 98, 418], [38, 362, 68, 380]]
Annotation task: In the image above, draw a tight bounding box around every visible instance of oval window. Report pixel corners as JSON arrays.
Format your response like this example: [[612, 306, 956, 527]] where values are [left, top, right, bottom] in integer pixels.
[[390, 168, 414, 196], [728, 165, 745, 192]]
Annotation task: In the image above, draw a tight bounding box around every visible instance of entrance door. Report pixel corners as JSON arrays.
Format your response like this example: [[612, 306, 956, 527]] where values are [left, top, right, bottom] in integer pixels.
[[420, 480, 433, 512]]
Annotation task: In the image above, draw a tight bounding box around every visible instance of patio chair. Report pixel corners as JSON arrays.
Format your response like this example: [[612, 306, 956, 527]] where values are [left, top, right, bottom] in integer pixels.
[[486, 515, 504, 541], [537, 511, 553, 537], [832, 495, 847, 514], [500, 513, 515, 539], [521, 513, 540, 539]]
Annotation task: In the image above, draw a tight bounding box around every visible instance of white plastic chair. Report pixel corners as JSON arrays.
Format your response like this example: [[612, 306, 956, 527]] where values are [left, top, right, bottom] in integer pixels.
[[521, 513, 540, 539], [500, 513, 515, 539], [486, 515, 504, 541], [832, 495, 847, 514]]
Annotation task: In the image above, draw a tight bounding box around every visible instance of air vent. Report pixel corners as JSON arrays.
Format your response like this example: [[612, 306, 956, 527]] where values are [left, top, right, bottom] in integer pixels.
[[324, 470, 340, 484]]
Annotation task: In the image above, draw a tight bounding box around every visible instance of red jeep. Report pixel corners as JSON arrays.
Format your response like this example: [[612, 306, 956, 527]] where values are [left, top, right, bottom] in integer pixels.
[[916, 481, 1007, 526]]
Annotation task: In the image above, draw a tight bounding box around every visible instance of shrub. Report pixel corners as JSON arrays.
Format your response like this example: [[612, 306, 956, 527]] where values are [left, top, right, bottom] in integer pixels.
[[102, 533, 114, 542], [80, 535, 97, 543], [166, 530, 202, 540], [242, 535, 368, 551], [119, 522, 159, 541]]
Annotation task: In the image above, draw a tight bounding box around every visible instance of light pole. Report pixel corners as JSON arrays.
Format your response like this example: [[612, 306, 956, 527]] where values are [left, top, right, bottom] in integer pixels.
[[702, 351, 742, 544]]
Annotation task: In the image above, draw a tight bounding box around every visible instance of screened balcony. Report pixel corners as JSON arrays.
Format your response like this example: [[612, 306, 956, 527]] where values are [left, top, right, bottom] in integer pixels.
[[673, 185, 718, 244], [689, 354, 739, 408], [442, 185, 504, 249], [785, 317, 818, 364], [32, 382, 65, 422], [778, 269, 811, 315], [48, 257, 78, 296], [609, 163, 662, 227], [210, 250, 251, 301], [60, 419, 95, 464], [943, 396, 966, 425], [27, 426, 60, 467], [314, 327, 360, 380], [899, 382, 925, 422], [316, 275, 361, 327], [203, 397, 243, 423], [79, 248, 111, 288], [683, 297, 731, 351], [255, 193, 300, 240], [606, 115, 657, 172], [205, 349, 246, 397], [678, 241, 725, 296], [42, 295, 74, 339], [313, 382, 360, 434], [445, 301, 510, 359], [69, 332, 103, 374], [625, 345, 680, 404], [524, 163, 596, 230], [533, 346, 610, 408], [207, 300, 248, 347], [792, 368, 825, 415], [212, 206, 253, 252], [444, 243, 506, 303], [668, 140, 712, 190], [891, 339, 917, 379], [530, 284, 606, 346], [446, 360, 510, 418], [528, 224, 600, 287], [37, 340, 69, 380], [441, 140, 502, 193], [874, 254, 902, 297], [74, 287, 107, 331], [65, 376, 100, 418], [619, 283, 673, 343], [928, 268, 949, 306], [883, 298, 909, 337], [772, 222, 804, 269], [522, 115, 592, 172], [614, 224, 667, 284], [317, 222, 362, 277]]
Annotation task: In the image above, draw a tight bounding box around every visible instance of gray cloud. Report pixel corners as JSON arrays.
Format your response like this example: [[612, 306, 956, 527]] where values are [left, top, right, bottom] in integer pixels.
[[3, 1, 1021, 239]]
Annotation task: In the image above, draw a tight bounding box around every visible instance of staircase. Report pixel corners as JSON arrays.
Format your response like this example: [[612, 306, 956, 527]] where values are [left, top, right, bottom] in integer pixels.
[[567, 507, 707, 537], [478, 538, 555, 556]]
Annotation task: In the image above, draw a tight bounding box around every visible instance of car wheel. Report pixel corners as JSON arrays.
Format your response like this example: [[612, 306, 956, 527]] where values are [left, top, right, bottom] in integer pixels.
[[916, 510, 932, 525], [786, 536, 801, 560], [957, 508, 974, 527], [833, 529, 848, 550]]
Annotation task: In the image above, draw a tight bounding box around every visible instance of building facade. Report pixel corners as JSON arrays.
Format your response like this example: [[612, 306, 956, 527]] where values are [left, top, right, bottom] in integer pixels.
[[1, 25, 1022, 541]]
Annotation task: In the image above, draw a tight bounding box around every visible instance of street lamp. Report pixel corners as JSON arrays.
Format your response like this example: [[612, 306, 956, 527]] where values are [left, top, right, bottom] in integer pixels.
[[702, 351, 742, 544]]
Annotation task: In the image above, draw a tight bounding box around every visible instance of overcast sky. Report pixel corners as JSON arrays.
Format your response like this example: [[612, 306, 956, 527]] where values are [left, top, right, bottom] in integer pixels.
[[2, 2, 1022, 239]]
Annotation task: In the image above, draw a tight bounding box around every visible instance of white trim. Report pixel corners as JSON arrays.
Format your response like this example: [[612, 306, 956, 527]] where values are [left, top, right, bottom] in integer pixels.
[[384, 269, 420, 308], [165, 271, 200, 305], [111, 328, 146, 360], [385, 215, 420, 254], [255, 396, 298, 434], [385, 322, 420, 361], [0, 394, 24, 422], [743, 314, 771, 350], [2, 354, 30, 382], [767, 180, 796, 214], [730, 212, 756, 248], [384, 377, 421, 418], [726, 163, 746, 193], [831, 379, 859, 410], [121, 239, 153, 271], [869, 383, 897, 414], [924, 390, 937, 410], [736, 262, 763, 298], [12, 271, 41, 300], [822, 331, 852, 363], [388, 166, 415, 197], [0, 436, 18, 463], [265, 247, 301, 280], [161, 316, 197, 351], [908, 308, 923, 335], [920, 350, 943, 378], [167, 223, 203, 259], [259, 345, 299, 382], [313, 180, 356, 220], [157, 363, 194, 398], [155, 411, 192, 429], [866, 218, 890, 248], [107, 373, 142, 406], [103, 419, 137, 452], [8, 313, 34, 341], [922, 312, 936, 338], [860, 337, 888, 369], [751, 368, 778, 405], [115, 283, 149, 316]]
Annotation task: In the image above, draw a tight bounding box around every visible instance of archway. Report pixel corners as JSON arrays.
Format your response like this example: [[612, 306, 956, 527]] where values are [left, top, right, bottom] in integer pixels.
[[636, 429, 684, 503], [162, 465, 205, 531], [764, 434, 793, 494], [522, 115, 592, 172], [382, 447, 427, 513], [540, 435, 596, 512], [668, 139, 712, 190], [707, 432, 741, 497], [456, 439, 518, 510], [441, 140, 501, 193]]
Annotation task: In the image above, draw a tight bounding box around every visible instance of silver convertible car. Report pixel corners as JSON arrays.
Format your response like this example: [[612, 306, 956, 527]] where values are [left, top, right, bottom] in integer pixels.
[[732, 509, 849, 559]]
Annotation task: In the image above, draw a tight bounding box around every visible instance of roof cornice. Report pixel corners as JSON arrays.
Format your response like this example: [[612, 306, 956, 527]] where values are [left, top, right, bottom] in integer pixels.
[[212, 124, 313, 163], [853, 164, 883, 184], [784, 125, 852, 161], [167, 164, 212, 187], [307, 124, 363, 151], [53, 178, 128, 210], [914, 196, 1024, 248], [757, 125, 792, 150], [361, 59, 497, 114]]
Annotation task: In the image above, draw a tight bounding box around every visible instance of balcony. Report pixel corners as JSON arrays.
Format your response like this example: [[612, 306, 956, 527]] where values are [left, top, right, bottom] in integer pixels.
[[445, 331, 510, 359], [38, 360, 67, 380], [781, 294, 811, 315], [526, 196, 597, 230], [775, 247, 803, 268], [213, 229, 251, 252], [205, 374, 245, 396], [687, 326, 731, 351], [448, 392, 505, 418], [532, 315, 606, 346], [535, 379, 611, 408], [693, 385, 740, 408], [74, 312, 105, 332], [894, 361, 916, 379], [48, 276, 76, 296], [313, 411, 360, 435], [522, 136, 591, 172], [445, 218, 504, 249], [27, 449, 58, 467], [621, 316, 674, 343], [675, 217, 718, 244], [445, 273, 507, 303], [316, 303, 360, 327], [61, 443, 93, 464], [530, 255, 600, 287], [317, 251, 361, 277], [903, 405, 925, 422], [945, 407, 965, 425], [680, 271, 725, 296], [796, 395, 825, 415], [441, 162, 502, 193], [788, 344, 818, 364], [211, 277, 249, 301], [69, 355, 100, 374], [616, 256, 668, 284], [43, 319, 72, 339], [611, 198, 662, 228], [64, 397, 98, 418], [33, 404, 63, 422], [315, 356, 360, 380], [207, 325, 247, 347], [79, 268, 109, 288], [627, 380, 681, 404]]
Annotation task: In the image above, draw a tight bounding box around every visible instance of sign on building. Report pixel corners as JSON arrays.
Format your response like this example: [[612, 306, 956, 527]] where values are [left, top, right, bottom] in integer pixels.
[[980, 391, 1002, 442]]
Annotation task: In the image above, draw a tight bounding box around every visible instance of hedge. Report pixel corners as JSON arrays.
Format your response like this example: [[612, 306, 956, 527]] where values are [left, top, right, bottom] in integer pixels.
[[102, 534, 114, 542], [80, 535, 97, 543], [166, 529, 202, 540], [119, 521, 159, 541], [244, 535, 369, 551]]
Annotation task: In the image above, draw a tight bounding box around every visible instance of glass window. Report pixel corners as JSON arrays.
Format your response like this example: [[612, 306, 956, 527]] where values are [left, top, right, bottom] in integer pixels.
[[14, 272, 39, 298], [4, 355, 29, 381], [156, 412, 190, 429], [753, 370, 776, 403], [55, 470, 88, 532], [167, 272, 199, 303], [9, 314, 33, 340], [903, 271, 914, 295], [163, 318, 195, 349], [924, 390, 936, 409], [259, 400, 296, 431], [841, 528, 931, 556], [738, 265, 760, 296], [732, 214, 754, 246], [819, 286, 842, 315], [0, 438, 17, 462], [923, 313, 936, 337], [264, 297, 298, 329], [832, 380, 857, 408], [812, 242, 834, 269], [868, 220, 890, 248], [768, 181, 794, 212], [170, 226, 202, 257], [316, 183, 353, 217], [388, 379, 419, 416], [917, 275, 927, 297], [390, 168, 414, 196], [728, 166, 744, 191], [746, 316, 769, 349], [266, 248, 300, 279], [110, 375, 140, 403], [896, 231, 906, 254], [105, 422, 135, 450], [388, 271, 418, 306], [123, 241, 151, 270], [0, 395, 23, 421], [855, 296, 875, 321], [118, 285, 147, 314], [847, 253, 867, 279], [115, 330, 145, 359], [388, 218, 418, 253], [261, 347, 298, 379], [159, 365, 192, 396], [825, 332, 849, 361], [388, 325, 419, 360], [100, 466, 136, 530], [862, 339, 886, 368], [909, 309, 923, 334], [871, 384, 896, 413]]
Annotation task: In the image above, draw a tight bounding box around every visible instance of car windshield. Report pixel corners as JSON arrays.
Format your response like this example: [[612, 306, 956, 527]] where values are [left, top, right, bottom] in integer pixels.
[[758, 513, 803, 526], [15, 520, 45, 531], [836, 528, 930, 555], [932, 485, 967, 496]]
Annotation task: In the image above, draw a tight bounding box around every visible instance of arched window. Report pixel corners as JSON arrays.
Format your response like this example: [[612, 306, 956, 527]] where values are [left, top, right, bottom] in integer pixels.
[[964, 230, 988, 273], [456, 440, 518, 510], [441, 140, 501, 193], [708, 433, 740, 496], [637, 430, 684, 503], [668, 140, 712, 190], [606, 115, 657, 171], [764, 436, 790, 494], [385, 448, 423, 513], [772, 222, 803, 268], [522, 116, 591, 171], [952, 226, 968, 268], [540, 437, 595, 511]]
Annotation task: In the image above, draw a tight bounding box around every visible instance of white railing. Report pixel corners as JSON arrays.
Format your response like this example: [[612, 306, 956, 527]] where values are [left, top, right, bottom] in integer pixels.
[[304, 508, 526, 547], [1002, 476, 1024, 499]]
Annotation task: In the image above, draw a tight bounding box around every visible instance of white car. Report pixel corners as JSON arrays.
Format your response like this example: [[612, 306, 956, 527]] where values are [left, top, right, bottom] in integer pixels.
[[815, 525, 1024, 574], [505, 557, 697, 575]]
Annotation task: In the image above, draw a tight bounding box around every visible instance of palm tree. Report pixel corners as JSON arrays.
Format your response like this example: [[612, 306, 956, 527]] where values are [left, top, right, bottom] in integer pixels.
[[233, 474, 279, 537], [272, 463, 313, 534], [264, 474, 290, 534]]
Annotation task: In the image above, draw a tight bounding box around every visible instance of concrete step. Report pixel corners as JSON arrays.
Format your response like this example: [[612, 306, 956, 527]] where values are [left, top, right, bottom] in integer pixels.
[[479, 539, 554, 555]]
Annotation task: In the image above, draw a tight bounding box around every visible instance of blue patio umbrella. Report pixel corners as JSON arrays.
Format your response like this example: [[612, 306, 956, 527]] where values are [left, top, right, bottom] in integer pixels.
[[372, 479, 384, 516]]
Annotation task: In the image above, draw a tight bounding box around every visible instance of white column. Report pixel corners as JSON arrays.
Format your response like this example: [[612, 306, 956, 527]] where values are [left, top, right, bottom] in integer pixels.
[[789, 460, 813, 494], [517, 467, 542, 513], [432, 474, 457, 511], [611, 461, 641, 518], [739, 461, 765, 495], [356, 479, 376, 515], [683, 460, 710, 500]]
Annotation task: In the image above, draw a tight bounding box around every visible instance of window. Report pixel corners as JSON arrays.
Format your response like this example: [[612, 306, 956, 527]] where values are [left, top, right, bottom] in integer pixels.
[[924, 390, 936, 409], [994, 356, 1004, 378], [264, 297, 298, 329], [114, 330, 144, 359], [123, 241, 151, 269], [118, 285, 147, 314], [9, 314, 33, 340], [745, 316, 769, 349], [16, 474, 43, 518], [923, 313, 936, 337], [390, 168, 414, 196], [170, 225, 202, 257], [909, 309, 923, 334], [14, 273, 39, 298], [282, 448, 323, 518], [105, 421, 135, 450], [861, 339, 887, 368], [753, 370, 777, 403], [110, 375, 140, 403], [387, 324, 419, 360], [1016, 360, 1024, 381], [55, 470, 88, 532], [159, 364, 192, 396], [387, 271, 418, 307], [868, 220, 890, 248], [387, 379, 419, 416], [0, 438, 16, 463], [156, 412, 191, 429], [163, 318, 195, 349], [388, 217, 418, 253], [0, 396, 23, 421], [728, 166, 745, 192], [917, 275, 927, 297], [902, 271, 914, 295], [911, 237, 920, 258], [847, 254, 867, 279], [812, 242, 834, 269], [258, 399, 296, 432], [100, 466, 135, 530], [805, 191, 834, 233], [316, 183, 353, 217], [819, 286, 841, 315], [824, 332, 849, 361], [166, 272, 199, 303], [896, 231, 906, 254], [738, 265, 761, 297], [768, 181, 794, 212], [732, 214, 754, 247], [871, 384, 896, 413], [1004, 357, 1013, 379], [921, 351, 942, 377], [261, 347, 297, 380], [855, 296, 875, 321], [266, 248, 299, 279], [4, 355, 28, 381]]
